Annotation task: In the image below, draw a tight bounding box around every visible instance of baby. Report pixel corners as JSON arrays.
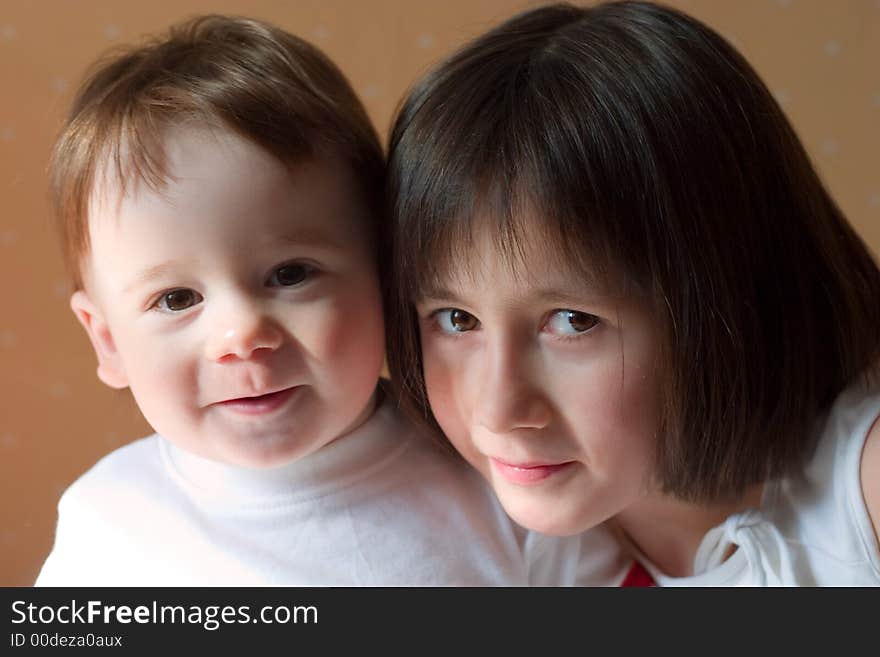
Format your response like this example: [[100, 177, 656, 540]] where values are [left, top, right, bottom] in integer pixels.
[[36, 15, 626, 586]]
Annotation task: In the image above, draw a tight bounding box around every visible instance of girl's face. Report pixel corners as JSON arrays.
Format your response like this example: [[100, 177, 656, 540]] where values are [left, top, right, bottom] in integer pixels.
[[415, 222, 661, 535]]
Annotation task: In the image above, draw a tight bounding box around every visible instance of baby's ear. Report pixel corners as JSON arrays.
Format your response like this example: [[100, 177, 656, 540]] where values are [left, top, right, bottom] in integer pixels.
[[69, 290, 129, 390]]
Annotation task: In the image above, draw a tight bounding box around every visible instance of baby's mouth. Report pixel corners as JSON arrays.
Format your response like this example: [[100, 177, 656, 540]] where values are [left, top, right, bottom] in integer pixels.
[[216, 386, 299, 415]]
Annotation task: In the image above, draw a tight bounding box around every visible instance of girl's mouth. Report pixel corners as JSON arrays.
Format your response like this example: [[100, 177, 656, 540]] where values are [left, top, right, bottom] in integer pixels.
[[489, 458, 575, 485]]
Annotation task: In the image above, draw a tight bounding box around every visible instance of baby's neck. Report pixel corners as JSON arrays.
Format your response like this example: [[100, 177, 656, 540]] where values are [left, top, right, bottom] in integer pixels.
[[612, 485, 764, 578]]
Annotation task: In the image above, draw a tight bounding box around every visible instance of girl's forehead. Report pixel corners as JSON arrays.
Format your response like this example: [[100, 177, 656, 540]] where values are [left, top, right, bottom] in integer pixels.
[[418, 216, 611, 298]]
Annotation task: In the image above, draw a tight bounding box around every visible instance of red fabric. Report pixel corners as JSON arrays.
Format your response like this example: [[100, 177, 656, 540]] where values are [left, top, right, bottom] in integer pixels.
[[620, 561, 656, 587]]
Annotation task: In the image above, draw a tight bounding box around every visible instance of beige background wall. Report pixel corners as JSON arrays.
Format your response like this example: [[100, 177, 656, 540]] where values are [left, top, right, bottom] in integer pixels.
[[1, 0, 878, 586]]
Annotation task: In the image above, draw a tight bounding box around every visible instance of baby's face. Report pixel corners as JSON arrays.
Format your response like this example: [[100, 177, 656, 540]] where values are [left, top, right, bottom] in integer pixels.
[[74, 127, 384, 467]]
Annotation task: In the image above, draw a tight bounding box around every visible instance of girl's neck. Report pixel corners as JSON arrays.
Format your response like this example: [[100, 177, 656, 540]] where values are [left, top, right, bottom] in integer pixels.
[[612, 484, 764, 578]]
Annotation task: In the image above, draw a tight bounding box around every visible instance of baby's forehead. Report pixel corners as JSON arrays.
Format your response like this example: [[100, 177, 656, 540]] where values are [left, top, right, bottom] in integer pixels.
[[84, 126, 261, 227], [84, 128, 373, 255], [88, 163, 150, 220], [84, 123, 180, 222]]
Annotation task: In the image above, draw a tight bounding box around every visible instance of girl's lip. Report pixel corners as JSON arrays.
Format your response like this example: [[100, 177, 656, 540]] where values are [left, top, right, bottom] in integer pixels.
[[489, 458, 575, 485], [217, 386, 298, 416]]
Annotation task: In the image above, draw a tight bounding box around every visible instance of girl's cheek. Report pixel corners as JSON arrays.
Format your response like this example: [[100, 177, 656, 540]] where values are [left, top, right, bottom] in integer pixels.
[[423, 345, 470, 433], [423, 354, 456, 422]]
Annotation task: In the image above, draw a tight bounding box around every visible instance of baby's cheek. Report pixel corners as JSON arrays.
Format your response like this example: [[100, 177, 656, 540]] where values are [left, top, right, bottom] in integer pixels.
[[310, 292, 382, 361]]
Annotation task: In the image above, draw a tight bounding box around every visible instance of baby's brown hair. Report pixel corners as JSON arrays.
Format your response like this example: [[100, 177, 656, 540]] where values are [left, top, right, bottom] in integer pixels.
[[52, 15, 383, 290]]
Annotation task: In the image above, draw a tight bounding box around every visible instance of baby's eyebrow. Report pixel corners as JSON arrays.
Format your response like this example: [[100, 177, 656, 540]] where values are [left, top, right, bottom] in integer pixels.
[[123, 260, 180, 293], [274, 230, 347, 250]]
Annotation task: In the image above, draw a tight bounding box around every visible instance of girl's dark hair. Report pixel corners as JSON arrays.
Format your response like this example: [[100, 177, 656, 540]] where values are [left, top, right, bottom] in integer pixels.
[[383, 0, 880, 502]]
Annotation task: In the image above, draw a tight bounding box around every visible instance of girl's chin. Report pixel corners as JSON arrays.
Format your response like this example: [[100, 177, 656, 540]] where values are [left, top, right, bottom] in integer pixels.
[[493, 491, 588, 537]]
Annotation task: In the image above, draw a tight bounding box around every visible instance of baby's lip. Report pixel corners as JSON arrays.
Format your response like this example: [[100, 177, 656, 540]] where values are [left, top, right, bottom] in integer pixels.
[[217, 386, 292, 404], [212, 386, 300, 415]]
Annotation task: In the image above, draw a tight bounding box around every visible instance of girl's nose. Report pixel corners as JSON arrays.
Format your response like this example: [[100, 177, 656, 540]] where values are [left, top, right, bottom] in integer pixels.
[[473, 338, 551, 434]]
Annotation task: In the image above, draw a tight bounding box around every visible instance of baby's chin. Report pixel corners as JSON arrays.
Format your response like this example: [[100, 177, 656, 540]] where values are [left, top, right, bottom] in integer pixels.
[[163, 430, 326, 470]]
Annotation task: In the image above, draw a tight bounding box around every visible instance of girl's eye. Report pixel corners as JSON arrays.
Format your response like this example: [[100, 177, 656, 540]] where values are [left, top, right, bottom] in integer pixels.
[[435, 308, 479, 333], [157, 288, 203, 312], [268, 263, 310, 287], [545, 309, 599, 335]]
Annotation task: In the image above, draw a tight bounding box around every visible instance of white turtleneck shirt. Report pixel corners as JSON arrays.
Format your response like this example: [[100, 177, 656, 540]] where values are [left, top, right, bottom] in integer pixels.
[[36, 393, 627, 586]]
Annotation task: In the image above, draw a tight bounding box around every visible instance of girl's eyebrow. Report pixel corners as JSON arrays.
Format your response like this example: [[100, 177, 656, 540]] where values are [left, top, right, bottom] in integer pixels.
[[528, 287, 617, 305], [418, 281, 617, 307], [417, 284, 462, 303]]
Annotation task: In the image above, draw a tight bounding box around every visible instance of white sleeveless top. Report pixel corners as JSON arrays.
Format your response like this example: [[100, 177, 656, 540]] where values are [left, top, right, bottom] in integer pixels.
[[649, 384, 880, 586]]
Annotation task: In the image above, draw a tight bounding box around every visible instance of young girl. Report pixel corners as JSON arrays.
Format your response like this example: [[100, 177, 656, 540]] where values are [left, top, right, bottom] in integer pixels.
[[383, 1, 880, 585]]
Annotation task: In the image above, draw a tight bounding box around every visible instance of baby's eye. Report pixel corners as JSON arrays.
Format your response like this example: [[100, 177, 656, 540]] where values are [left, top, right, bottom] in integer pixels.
[[156, 288, 203, 312], [267, 263, 311, 287], [435, 308, 479, 333], [545, 309, 599, 335]]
